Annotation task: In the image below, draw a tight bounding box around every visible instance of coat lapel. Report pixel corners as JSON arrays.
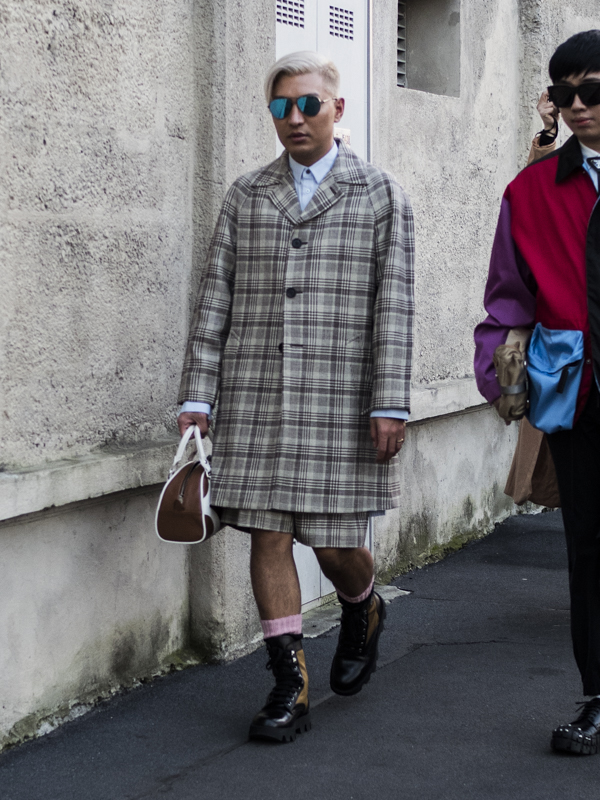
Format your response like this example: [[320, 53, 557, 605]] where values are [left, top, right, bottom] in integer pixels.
[[299, 141, 369, 223], [298, 169, 343, 222], [260, 154, 302, 226], [257, 141, 369, 225]]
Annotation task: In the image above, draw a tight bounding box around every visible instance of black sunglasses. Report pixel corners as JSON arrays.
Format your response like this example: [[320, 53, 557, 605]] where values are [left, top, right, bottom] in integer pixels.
[[548, 82, 600, 108], [268, 94, 334, 119]]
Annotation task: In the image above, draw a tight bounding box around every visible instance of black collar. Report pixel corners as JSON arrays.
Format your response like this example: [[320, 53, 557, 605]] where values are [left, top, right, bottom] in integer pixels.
[[556, 134, 585, 183]]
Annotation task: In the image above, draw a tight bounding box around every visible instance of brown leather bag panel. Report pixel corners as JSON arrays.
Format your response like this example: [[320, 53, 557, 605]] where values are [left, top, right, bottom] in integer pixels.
[[157, 462, 216, 543]]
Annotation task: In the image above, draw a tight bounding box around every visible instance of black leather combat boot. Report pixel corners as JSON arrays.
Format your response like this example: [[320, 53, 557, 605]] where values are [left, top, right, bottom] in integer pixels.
[[330, 591, 385, 696], [552, 698, 600, 755], [249, 634, 311, 743]]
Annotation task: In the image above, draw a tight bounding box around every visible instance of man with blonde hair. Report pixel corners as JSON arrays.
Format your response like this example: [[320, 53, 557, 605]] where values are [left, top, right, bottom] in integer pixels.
[[178, 51, 414, 742]]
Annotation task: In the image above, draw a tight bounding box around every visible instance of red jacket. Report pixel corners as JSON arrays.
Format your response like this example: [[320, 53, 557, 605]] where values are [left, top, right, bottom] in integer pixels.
[[474, 134, 600, 420]]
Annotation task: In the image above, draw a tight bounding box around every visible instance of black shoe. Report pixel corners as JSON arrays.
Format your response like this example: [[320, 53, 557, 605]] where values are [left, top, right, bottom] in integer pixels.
[[330, 591, 386, 696], [552, 698, 600, 755], [249, 634, 311, 743]]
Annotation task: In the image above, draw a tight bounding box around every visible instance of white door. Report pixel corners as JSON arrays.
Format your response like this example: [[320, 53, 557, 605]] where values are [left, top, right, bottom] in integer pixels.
[[275, 0, 371, 609], [275, 0, 369, 159]]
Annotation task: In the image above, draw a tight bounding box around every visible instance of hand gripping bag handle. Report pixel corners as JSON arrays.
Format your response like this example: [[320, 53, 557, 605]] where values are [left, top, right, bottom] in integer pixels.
[[169, 424, 211, 478]]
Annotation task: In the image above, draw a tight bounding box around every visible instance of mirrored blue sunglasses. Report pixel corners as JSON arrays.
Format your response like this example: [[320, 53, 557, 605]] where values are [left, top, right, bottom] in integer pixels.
[[268, 95, 334, 119]]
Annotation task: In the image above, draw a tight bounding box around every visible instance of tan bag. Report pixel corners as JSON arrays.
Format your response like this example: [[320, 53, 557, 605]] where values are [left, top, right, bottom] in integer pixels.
[[496, 329, 561, 507], [155, 425, 221, 544], [493, 327, 531, 422], [504, 416, 561, 507]]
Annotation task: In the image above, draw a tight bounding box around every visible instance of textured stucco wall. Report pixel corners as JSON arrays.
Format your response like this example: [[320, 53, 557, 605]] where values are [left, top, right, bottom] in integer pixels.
[[405, 0, 461, 98], [0, 0, 272, 471], [373, 0, 521, 391], [0, 0, 275, 750], [0, 0, 197, 468], [517, 0, 600, 164], [0, 488, 188, 750], [189, 529, 262, 662], [373, 407, 519, 583]]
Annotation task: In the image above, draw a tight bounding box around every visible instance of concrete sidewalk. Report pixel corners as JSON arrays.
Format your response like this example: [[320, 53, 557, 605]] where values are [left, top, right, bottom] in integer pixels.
[[1, 510, 598, 800]]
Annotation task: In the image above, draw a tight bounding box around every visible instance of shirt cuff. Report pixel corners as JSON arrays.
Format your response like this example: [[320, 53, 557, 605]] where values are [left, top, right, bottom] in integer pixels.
[[370, 409, 409, 420], [179, 401, 212, 417]]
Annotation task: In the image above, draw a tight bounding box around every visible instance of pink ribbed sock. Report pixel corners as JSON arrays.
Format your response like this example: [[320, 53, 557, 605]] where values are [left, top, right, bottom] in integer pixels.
[[260, 614, 303, 639], [337, 577, 374, 604]]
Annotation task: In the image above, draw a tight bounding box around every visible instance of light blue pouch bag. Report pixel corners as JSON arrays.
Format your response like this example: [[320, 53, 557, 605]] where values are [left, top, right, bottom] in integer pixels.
[[526, 323, 584, 434]]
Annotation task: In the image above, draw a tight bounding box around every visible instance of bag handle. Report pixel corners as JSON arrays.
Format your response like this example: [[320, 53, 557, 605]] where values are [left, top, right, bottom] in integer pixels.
[[169, 425, 211, 477]]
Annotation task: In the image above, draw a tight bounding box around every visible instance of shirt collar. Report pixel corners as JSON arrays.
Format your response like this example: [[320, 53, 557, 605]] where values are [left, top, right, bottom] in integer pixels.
[[580, 142, 600, 161], [289, 142, 339, 185]]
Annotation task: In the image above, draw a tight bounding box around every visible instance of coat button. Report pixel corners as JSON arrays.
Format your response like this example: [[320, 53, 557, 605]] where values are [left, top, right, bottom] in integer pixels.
[[586, 358, 592, 364], [278, 342, 284, 353], [291, 238, 303, 248], [286, 288, 297, 298]]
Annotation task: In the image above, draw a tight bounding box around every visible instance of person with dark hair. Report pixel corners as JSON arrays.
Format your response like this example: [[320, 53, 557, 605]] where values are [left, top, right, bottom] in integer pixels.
[[474, 29, 600, 755]]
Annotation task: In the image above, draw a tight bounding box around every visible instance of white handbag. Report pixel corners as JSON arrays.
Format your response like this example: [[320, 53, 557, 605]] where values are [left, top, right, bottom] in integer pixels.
[[155, 425, 221, 544]]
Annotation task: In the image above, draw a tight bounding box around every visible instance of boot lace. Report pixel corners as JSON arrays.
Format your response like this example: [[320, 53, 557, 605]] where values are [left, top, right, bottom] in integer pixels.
[[337, 606, 369, 656], [265, 647, 303, 707]]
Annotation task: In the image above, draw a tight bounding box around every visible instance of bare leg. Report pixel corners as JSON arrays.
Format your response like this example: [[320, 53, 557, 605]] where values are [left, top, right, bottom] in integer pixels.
[[248, 530, 309, 743], [250, 529, 301, 619], [313, 546, 373, 597]]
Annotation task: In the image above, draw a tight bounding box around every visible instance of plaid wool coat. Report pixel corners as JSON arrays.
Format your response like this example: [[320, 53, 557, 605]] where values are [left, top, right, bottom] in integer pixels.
[[178, 141, 415, 513]]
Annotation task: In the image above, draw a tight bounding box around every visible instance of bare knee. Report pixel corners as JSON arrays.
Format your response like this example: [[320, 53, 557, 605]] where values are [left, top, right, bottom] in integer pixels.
[[251, 529, 293, 560], [313, 547, 344, 572], [314, 546, 369, 572]]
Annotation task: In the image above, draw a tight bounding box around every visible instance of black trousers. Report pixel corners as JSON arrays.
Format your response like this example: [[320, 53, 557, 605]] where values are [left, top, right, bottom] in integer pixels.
[[548, 384, 600, 695]]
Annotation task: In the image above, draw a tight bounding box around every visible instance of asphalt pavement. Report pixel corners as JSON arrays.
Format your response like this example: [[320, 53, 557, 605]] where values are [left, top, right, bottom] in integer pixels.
[[1, 510, 598, 800]]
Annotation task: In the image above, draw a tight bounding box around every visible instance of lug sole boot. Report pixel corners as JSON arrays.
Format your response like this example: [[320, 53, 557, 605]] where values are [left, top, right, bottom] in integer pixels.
[[249, 634, 311, 743], [552, 698, 600, 755], [330, 591, 386, 696]]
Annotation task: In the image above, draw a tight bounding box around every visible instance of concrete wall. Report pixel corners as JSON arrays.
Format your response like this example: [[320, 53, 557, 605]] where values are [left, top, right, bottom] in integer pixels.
[[517, 0, 600, 163], [0, 0, 197, 468], [0, 0, 270, 468], [2, 0, 600, 749], [0, 488, 188, 751], [374, 0, 521, 395], [374, 407, 519, 584], [405, 0, 461, 98], [0, 0, 274, 748]]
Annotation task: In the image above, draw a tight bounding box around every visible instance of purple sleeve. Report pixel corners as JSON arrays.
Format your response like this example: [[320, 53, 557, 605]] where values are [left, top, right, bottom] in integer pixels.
[[474, 195, 537, 403]]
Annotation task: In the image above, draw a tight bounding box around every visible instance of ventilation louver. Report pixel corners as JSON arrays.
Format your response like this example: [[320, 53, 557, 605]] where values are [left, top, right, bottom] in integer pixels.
[[397, 1, 407, 87], [329, 6, 354, 40], [277, 0, 305, 28]]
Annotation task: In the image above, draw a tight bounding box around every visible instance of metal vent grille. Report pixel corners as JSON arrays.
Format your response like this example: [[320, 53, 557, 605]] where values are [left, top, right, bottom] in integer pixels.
[[277, 0, 305, 28], [397, 1, 407, 87], [329, 6, 354, 40]]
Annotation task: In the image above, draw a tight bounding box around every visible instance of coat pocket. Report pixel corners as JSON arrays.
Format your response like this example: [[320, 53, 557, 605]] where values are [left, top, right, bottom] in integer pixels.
[[225, 328, 242, 346], [343, 333, 373, 414]]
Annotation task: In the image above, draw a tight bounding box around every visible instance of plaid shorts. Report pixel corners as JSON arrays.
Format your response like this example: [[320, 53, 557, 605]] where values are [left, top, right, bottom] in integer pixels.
[[218, 507, 369, 548]]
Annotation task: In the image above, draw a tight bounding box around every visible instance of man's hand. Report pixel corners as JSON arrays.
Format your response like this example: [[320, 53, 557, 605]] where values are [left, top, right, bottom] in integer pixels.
[[177, 411, 209, 437], [537, 90, 559, 130], [370, 417, 406, 463]]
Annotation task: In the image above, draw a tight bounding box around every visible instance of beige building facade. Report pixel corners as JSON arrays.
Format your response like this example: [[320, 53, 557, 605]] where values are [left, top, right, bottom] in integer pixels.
[[1, 0, 597, 748]]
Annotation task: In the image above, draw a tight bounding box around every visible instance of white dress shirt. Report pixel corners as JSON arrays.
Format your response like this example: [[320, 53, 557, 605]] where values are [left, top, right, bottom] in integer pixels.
[[288, 142, 340, 211]]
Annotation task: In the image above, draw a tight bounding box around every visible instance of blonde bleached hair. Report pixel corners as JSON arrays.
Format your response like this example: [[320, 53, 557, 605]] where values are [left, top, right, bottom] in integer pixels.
[[264, 51, 340, 103]]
